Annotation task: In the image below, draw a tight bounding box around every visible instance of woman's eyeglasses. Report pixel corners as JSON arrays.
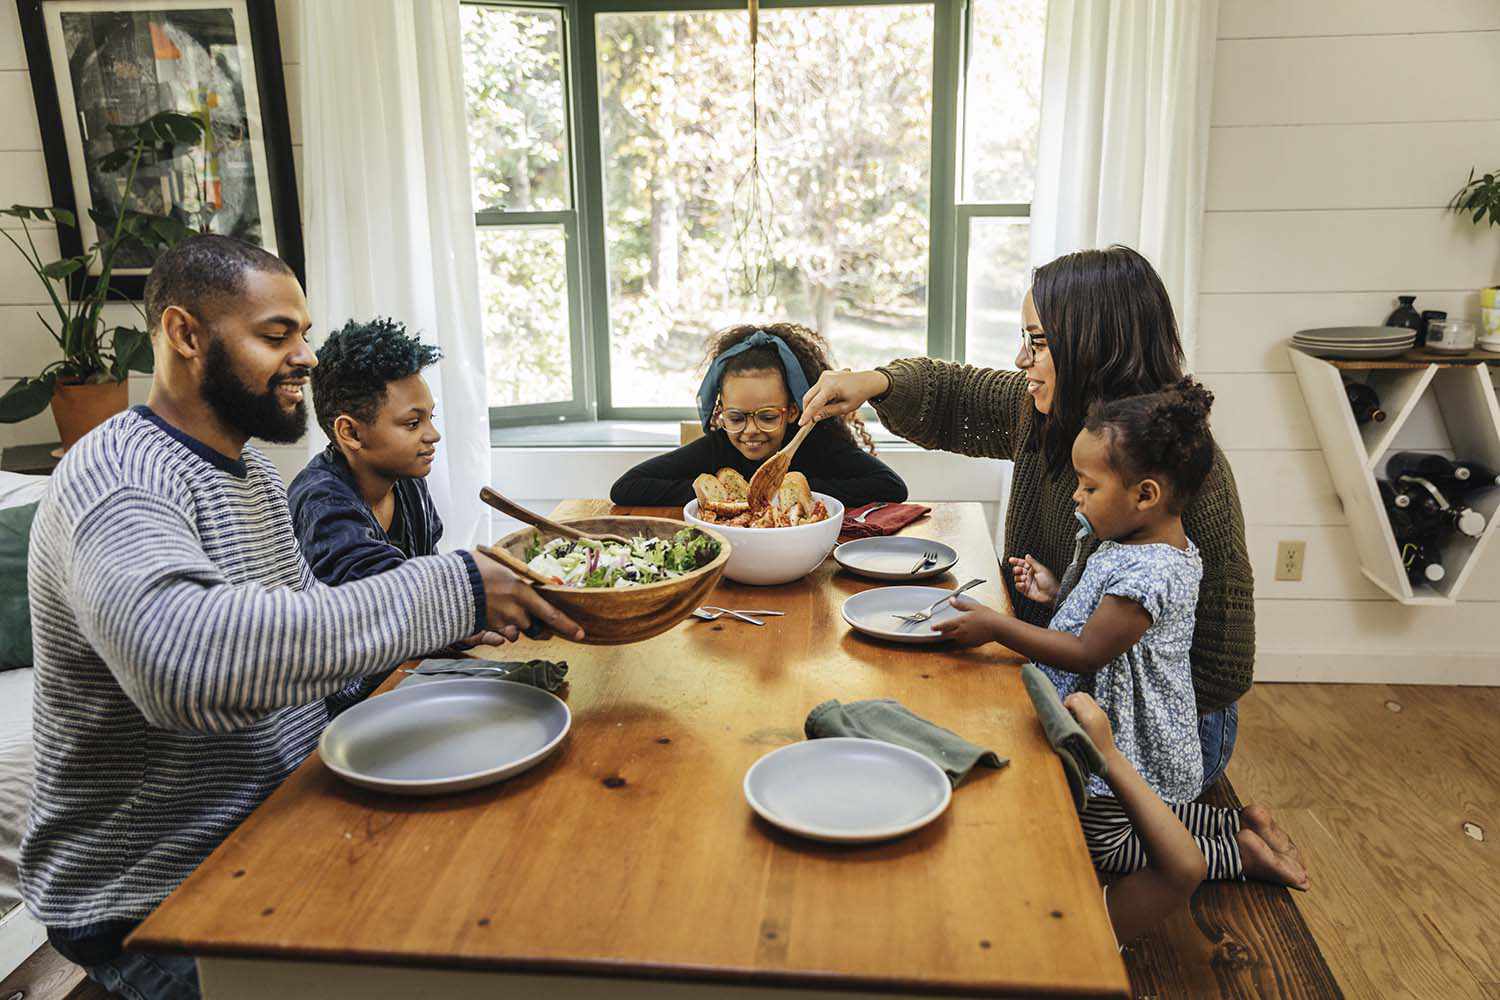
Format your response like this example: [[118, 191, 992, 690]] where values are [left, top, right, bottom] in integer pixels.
[[1019, 328, 1048, 364], [720, 406, 792, 433]]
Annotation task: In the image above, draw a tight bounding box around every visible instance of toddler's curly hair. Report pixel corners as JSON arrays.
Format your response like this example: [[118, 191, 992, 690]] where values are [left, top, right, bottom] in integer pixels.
[[1084, 376, 1215, 512]]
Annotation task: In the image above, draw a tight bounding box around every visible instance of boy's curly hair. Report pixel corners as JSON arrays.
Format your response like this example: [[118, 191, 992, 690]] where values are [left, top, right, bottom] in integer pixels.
[[312, 318, 443, 439], [705, 322, 877, 453], [1083, 376, 1215, 512]]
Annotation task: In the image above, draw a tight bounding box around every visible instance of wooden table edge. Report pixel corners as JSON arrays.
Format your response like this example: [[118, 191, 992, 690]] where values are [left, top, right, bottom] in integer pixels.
[[129, 936, 1126, 998]]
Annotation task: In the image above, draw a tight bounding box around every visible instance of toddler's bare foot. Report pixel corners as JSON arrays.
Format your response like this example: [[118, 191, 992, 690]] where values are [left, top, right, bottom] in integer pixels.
[[1241, 803, 1308, 876], [1237, 826, 1310, 891]]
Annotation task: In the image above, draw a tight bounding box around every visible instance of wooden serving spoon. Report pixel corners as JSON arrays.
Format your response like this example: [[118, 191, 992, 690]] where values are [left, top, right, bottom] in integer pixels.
[[475, 543, 554, 586], [480, 487, 630, 545], [746, 421, 816, 510]]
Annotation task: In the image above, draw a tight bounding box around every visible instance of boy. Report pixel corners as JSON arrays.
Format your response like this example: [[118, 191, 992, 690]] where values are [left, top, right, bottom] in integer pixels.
[[289, 319, 499, 706]]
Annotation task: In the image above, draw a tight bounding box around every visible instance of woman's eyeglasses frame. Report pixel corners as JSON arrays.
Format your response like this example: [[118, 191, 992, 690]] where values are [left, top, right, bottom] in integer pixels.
[[1019, 328, 1048, 365]]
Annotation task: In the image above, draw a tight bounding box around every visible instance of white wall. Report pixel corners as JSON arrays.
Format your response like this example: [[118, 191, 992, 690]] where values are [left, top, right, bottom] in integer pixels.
[[0, 0, 308, 480], [1199, 1, 1500, 683]]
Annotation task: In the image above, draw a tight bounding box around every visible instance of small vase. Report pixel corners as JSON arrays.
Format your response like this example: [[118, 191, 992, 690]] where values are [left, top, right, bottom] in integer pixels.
[[51, 379, 129, 452], [1384, 295, 1422, 334]]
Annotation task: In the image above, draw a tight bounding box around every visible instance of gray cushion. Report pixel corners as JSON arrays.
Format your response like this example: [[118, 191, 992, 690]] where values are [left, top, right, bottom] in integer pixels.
[[0, 502, 38, 670]]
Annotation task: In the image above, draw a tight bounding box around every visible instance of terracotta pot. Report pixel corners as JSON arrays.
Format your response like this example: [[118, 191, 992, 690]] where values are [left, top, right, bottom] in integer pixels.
[[51, 379, 129, 451]]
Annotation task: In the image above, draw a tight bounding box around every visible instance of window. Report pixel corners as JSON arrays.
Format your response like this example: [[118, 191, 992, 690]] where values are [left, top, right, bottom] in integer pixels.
[[461, 4, 588, 421], [956, 0, 1046, 371], [460, 0, 1044, 425]]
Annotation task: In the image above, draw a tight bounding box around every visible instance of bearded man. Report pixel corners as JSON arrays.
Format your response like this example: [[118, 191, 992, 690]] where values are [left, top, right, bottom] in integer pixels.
[[20, 235, 581, 999]]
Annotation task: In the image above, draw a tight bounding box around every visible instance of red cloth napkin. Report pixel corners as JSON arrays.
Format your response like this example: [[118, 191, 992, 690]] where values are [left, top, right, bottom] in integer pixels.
[[840, 502, 933, 540]]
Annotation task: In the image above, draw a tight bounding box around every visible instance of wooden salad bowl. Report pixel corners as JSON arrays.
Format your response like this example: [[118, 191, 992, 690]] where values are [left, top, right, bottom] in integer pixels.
[[492, 516, 731, 645]]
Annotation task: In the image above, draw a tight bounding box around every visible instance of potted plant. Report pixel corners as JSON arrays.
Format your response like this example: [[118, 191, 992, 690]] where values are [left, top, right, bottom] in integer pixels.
[[1448, 167, 1500, 348], [0, 111, 203, 450]]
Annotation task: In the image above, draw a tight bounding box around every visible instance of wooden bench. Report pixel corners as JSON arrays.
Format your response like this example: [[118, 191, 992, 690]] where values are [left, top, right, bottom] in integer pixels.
[[1121, 778, 1342, 998]]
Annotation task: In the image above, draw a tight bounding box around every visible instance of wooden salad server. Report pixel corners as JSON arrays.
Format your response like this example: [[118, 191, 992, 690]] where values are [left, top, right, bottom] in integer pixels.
[[746, 421, 816, 510], [480, 486, 630, 545]]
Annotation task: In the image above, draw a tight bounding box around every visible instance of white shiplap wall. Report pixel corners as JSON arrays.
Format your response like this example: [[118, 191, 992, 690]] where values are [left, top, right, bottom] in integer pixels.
[[1199, 2, 1500, 682], [0, 0, 308, 479]]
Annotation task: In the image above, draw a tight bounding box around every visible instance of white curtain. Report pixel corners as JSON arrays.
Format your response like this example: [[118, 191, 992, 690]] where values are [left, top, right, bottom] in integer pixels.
[[1028, 0, 1219, 362], [299, 0, 491, 548]]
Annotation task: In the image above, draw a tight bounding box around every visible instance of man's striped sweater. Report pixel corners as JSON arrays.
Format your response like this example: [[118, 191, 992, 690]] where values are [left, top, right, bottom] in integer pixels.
[[21, 406, 484, 942]]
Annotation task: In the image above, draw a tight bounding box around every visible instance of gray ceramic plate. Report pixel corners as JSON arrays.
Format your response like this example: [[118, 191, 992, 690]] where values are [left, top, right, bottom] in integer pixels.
[[833, 536, 958, 581], [1292, 342, 1412, 359], [1295, 326, 1417, 343], [319, 679, 570, 796], [744, 737, 951, 843], [841, 585, 963, 644]]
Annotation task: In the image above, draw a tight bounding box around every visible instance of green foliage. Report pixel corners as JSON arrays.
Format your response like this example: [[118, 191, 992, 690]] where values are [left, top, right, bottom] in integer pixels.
[[0, 110, 205, 421], [460, 3, 1042, 409], [1450, 168, 1500, 228]]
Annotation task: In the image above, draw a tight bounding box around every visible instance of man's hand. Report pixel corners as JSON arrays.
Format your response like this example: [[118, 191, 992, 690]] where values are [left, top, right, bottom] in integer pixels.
[[1063, 692, 1116, 752], [470, 551, 585, 642], [799, 369, 891, 426], [930, 594, 1004, 648], [1008, 554, 1059, 605], [454, 630, 511, 648]]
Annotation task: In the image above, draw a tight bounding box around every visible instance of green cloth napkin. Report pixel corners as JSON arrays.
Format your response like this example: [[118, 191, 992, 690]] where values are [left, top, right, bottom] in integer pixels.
[[397, 658, 569, 692], [0, 502, 39, 670], [804, 698, 1008, 788], [1020, 663, 1109, 811]]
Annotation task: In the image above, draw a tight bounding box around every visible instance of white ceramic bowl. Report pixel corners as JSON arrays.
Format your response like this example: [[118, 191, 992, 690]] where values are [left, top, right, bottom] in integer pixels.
[[683, 492, 844, 586]]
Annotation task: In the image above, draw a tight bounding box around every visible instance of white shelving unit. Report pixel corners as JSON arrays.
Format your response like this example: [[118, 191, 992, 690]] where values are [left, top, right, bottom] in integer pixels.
[[1290, 347, 1500, 605]]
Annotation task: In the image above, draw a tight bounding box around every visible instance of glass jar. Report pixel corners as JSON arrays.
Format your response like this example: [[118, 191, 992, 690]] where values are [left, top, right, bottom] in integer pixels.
[[1425, 318, 1477, 354]]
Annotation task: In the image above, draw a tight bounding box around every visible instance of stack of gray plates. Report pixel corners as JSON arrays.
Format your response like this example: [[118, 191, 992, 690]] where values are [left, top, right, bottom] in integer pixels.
[[1293, 326, 1416, 359]]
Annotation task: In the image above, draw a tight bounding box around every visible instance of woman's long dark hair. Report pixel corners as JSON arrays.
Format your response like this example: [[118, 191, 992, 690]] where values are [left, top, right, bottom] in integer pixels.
[[1026, 246, 1186, 472], [706, 322, 877, 453]]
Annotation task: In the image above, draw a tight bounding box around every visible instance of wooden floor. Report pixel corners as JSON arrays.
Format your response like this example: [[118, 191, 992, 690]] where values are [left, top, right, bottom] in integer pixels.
[[1, 683, 1494, 1000], [1227, 682, 1500, 1000]]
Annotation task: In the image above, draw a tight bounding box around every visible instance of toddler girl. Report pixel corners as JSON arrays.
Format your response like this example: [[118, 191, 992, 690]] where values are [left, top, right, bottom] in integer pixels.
[[934, 379, 1308, 903]]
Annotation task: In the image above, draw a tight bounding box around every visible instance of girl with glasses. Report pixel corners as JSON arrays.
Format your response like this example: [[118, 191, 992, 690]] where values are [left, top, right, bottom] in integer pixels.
[[610, 323, 906, 508]]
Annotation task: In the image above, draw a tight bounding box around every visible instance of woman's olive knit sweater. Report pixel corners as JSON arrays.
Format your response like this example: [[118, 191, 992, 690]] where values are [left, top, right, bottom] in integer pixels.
[[874, 358, 1255, 713]]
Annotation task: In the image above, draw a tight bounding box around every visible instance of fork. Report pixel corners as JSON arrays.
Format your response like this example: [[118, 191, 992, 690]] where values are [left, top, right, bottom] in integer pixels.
[[692, 606, 786, 626], [891, 578, 985, 626], [852, 502, 890, 524], [909, 547, 942, 575]]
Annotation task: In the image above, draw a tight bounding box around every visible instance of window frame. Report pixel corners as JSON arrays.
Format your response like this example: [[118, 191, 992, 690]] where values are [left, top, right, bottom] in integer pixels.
[[466, 1, 597, 428], [464, 0, 1033, 427]]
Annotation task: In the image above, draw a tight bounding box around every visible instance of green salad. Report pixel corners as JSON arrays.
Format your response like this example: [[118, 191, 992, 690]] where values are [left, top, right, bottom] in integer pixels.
[[524, 528, 720, 588]]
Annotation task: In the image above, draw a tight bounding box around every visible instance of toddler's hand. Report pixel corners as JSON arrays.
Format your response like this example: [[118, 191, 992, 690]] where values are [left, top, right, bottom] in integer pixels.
[[1063, 692, 1116, 751], [1008, 554, 1059, 604], [931, 594, 1004, 648]]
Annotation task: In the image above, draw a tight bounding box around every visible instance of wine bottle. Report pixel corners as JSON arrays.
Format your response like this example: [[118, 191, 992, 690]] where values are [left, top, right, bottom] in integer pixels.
[[1385, 451, 1459, 484], [1344, 382, 1386, 424], [1396, 475, 1487, 537], [1401, 540, 1446, 585], [1377, 478, 1412, 511], [1451, 460, 1500, 491]]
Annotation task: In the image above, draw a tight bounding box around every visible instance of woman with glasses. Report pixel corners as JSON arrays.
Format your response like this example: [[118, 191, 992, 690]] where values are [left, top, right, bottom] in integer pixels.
[[609, 323, 907, 508], [798, 246, 1254, 794]]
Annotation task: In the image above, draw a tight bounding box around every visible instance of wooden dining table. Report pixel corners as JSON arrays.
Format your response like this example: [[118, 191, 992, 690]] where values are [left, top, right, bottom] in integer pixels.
[[130, 500, 1129, 998]]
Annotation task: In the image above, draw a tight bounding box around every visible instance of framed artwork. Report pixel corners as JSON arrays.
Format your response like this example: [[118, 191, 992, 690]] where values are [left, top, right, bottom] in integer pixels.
[[14, 0, 303, 299]]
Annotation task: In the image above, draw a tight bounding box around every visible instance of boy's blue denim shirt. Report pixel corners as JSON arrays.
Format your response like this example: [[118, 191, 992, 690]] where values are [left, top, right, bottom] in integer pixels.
[[288, 446, 447, 713], [287, 445, 444, 586]]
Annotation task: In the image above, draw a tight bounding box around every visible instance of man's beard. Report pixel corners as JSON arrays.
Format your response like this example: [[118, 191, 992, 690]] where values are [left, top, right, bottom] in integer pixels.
[[200, 337, 309, 444]]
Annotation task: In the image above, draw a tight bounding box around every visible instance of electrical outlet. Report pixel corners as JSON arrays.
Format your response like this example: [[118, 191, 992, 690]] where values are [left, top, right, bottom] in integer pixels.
[[1275, 540, 1306, 581]]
